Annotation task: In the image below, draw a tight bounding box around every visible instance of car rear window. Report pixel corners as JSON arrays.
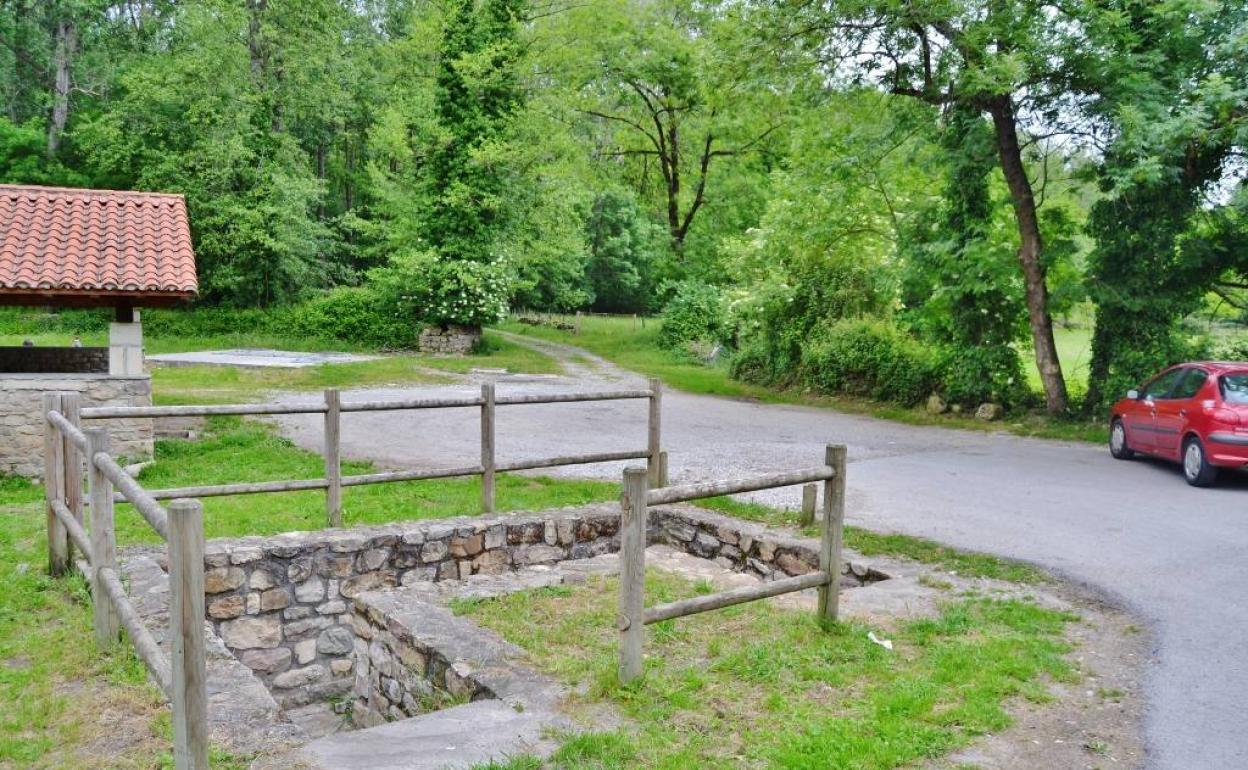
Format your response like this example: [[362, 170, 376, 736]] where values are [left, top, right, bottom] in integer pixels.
[[1221, 373, 1248, 405]]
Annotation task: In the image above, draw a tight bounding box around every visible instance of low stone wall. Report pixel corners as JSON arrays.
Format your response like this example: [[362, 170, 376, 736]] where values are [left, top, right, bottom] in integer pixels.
[[201, 507, 620, 708], [417, 325, 480, 355], [651, 507, 887, 585], [199, 503, 883, 711], [0, 374, 154, 477], [0, 346, 108, 373]]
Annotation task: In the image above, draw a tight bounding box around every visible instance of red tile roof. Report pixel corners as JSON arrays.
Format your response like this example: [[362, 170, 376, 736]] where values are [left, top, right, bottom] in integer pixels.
[[0, 184, 197, 305]]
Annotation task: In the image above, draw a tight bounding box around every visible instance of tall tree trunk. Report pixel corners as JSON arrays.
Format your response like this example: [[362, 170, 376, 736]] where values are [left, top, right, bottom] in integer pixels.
[[315, 140, 327, 219], [988, 96, 1069, 414], [46, 18, 75, 159]]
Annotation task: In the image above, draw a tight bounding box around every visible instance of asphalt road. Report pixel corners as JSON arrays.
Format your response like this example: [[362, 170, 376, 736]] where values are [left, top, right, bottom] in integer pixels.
[[271, 337, 1248, 770]]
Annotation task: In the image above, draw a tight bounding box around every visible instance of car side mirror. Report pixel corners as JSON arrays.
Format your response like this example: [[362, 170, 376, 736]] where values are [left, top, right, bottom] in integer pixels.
[[1127, 389, 1140, 400]]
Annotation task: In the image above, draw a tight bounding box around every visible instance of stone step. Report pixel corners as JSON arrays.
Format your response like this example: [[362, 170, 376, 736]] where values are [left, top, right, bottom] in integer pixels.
[[295, 699, 558, 770]]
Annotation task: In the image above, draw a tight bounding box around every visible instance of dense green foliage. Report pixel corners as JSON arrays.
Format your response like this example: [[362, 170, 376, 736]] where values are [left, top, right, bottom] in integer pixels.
[[1, 0, 1245, 412]]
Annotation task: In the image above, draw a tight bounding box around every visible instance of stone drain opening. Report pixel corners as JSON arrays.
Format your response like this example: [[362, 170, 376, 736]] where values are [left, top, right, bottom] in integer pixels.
[[129, 503, 887, 764]]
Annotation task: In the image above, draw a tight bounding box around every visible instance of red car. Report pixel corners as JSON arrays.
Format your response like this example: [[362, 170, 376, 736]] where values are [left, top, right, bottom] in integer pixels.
[[1110, 361, 1248, 486]]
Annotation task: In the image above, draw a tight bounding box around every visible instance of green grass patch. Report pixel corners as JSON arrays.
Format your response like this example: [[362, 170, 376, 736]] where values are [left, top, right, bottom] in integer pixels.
[[457, 571, 1079, 769], [692, 496, 1046, 584], [116, 417, 617, 544], [497, 318, 1107, 444], [141, 332, 560, 404]]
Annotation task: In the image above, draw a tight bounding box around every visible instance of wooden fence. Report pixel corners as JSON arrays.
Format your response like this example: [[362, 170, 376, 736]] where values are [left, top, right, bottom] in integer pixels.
[[79, 380, 667, 525], [43, 392, 208, 769], [616, 444, 847, 683]]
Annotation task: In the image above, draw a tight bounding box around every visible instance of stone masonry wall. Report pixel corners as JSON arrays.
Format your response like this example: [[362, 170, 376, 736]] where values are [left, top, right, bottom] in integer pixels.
[[0, 374, 154, 477], [652, 506, 886, 585], [0, 346, 108, 373], [201, 506, 620, 708], [417, 325, 480, 355], [201, 503, 885, 712]]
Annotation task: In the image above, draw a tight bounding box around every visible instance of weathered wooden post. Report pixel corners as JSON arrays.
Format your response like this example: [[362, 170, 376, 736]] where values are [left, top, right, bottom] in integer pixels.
[[574, 310, 582, 336], [168, 498, 208, 770], [85, 427, 120, 646], [61, 392, 84, 557], [647, 378, 662, 487], [324, 388, 342, 528], [800, 483, 817, 527], [618, 466, 648, 684], [817, 444, 847, 625], [42, 393, 68, 576], [481, 383, 496, 513], [658, 450, 669, 488]]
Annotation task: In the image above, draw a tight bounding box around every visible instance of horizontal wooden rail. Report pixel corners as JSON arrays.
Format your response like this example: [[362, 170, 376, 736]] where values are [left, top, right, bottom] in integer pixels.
[[98, 566, 173, 696], [642, 571, 831, 626], [127, 477, 331, 502], [46, 410, 88, 451], [94, 452, 169, 539], [82, 402, 327, 419], [496, 448, 650, 473], [80, 388, 656, 421], [341, 465, 484, 488], [646, 465, 835, 506], [494, 389, 652, 405], [51, 500, 92, 559], [339, 396, 483, 412]]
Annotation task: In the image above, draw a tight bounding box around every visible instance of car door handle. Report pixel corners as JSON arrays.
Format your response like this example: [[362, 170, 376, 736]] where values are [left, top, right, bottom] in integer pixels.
[[1179, 409, 1187, 417]]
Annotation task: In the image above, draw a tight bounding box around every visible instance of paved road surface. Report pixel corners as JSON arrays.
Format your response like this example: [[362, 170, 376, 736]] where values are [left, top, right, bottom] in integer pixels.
[[272, 335, 1248, 770]]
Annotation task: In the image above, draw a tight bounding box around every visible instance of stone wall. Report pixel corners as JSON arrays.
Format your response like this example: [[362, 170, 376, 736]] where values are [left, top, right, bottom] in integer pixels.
[[0, 374, 154, 477], [200, 507, 620, 708], [0, 346, 108, 373], [651, 507, 887, 585], [199, 503, 883, 711], [417, 325, 480, 355]]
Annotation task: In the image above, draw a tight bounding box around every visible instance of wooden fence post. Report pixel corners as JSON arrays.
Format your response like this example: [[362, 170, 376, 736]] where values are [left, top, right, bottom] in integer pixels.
[[658, 450, 669, 488], [817, 444, 847, 625], [647, 378, 662, 487], [324, 388, 342, 528], [800, 483, 817, 527], [43, 393, 68, 576], [574, 310, 582, 336], [61, 392, 84, 561], [618, 466, 648, 684], [168, 498, 208, 770], [480, 383, 496, 513], [86, 427, 120, 646]]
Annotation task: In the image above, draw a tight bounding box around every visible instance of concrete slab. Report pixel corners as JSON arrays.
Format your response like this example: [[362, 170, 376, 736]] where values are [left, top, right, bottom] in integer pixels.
[[297, 699, 557, 770], [148, 349, 380, 369]]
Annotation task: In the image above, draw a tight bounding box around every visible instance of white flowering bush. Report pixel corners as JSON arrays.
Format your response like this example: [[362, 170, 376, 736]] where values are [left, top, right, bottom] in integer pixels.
[[373, 252, 511, 329]]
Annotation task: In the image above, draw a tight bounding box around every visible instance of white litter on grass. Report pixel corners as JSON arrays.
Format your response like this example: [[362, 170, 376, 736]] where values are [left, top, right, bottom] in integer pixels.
[[868, 631, 894, 650]]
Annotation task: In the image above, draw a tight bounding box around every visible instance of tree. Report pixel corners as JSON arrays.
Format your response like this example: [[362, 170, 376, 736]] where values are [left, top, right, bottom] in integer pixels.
[[784, 0, 1083, 413], [547, 0, 785, 255], [1081, 0, 1248, 410]]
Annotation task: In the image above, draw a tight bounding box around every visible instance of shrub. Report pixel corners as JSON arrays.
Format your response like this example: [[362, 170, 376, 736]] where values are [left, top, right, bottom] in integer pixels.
[[658, 281, 727, 353], [937, 345, 1027, 409], [799, 318, 941, 406], [285, 287, 417, 349], [373, 253, 511, 329]]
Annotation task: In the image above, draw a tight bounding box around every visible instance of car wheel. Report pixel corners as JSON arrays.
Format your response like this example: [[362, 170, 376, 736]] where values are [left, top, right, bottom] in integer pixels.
[[1109, 419, 1135, 460], [1182, 436, 1219, 487]]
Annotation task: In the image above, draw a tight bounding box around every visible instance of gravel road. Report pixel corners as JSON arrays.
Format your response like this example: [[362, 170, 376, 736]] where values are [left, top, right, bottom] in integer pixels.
[[271, 334, 1248, 770]]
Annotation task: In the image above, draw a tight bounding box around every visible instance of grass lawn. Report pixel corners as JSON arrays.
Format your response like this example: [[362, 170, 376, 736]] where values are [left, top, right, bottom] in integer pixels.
[[498, 317, 1107, 443], [455, 571, 1079, 770], [148, 332, 561, 404]]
